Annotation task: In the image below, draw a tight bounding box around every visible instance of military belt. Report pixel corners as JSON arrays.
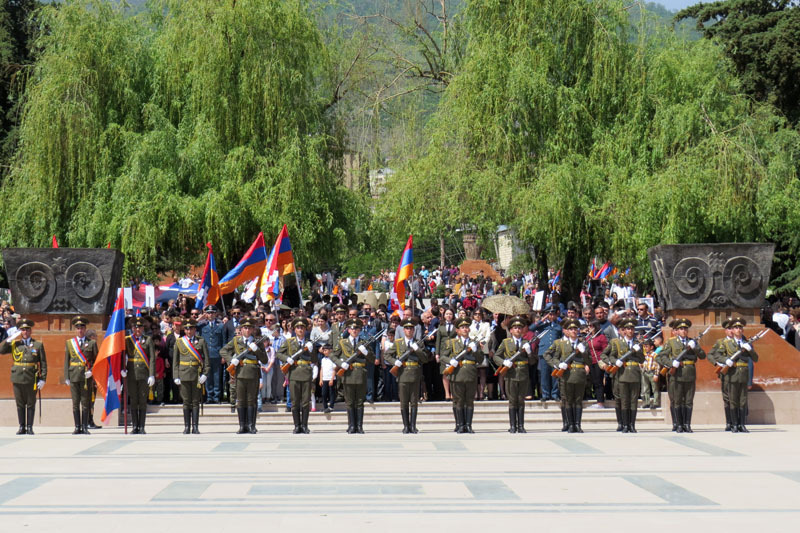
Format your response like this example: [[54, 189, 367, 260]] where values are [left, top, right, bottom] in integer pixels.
[[735, 362, 748, 367], [242, 360, 259, 365], [625, 362, 640, 367], [404, 362, 419, 367], [132, 357, 147, 364], [514, 361, 528, 366], [69, 362, 87, 367], [682, 361, 695, 366], [570, 364, 585, 369], [180, 361, 200, 366], [461, 360, 476, 365], [351, 363, 366, 368], [13, 362, 36, 367], [296, 360, 311, 365]]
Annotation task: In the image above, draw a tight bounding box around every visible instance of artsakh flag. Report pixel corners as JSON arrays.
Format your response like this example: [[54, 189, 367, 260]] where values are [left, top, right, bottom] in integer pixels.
[[259, 224, 295, 301], [218, 232, 268, 295], [393, 236, 413, 310], [92, 289, 126, 424], [195, 242, 220, 308]]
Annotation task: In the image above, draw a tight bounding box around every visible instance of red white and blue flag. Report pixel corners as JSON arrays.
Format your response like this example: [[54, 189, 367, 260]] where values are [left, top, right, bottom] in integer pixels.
[[259, 224, 296, 301], [393, 236, 413, 310], [195, 242, 221, 309], [92, 289, 126, 424]]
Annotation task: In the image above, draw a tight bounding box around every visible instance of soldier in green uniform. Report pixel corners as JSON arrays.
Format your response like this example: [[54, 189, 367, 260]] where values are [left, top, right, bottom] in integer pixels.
[[63, 316, 97, 435], [441, 318, 481, 433], [276, 317, 316, 434], [124, 317, 156, 434], [331, 318, 375, 434], [383, 318, 429, 433], [601, 318, 645, 433], [493, 315, 533, 433], [172, 318, 210, 434], [708, 320, 735, 431], [435, 308, 457, 403], [1, 319, 46, 435], [220, 318, 268, 434], [329, 304, 349, 341], [543, 318, 591, 433], [712, 317, 757, 433], [655, 318, 706, 433]]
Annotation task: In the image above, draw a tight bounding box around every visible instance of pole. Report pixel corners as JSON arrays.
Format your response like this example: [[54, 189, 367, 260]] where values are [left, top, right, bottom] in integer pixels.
[[123, 375, 128, 435]]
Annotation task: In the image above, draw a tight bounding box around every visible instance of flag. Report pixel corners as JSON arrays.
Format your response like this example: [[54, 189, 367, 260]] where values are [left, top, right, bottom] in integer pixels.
[[258, 225, 296, 301], [52, 235, 58, 248], [589, 258, 597, 279], [393, 236, 413, 310], [92, 289, 126, 424], [549, 269, 561, 287], [195, 242, 221, 309], [595, 261, 612, 280], [218, 232, 268, 295], [273, 224, 295, 276]]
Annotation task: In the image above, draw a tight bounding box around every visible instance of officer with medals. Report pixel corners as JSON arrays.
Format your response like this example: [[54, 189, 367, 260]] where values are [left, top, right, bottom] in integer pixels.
[[543, 318, 591, 433], [124, 317, 156, 434], [600, 317, 645, 433], [441, 318, 481, 433], [382, 318, 429, 434], [220, 318, 267, 434], [708, 320, 735, 430], [710, 317, 757, 433], [331, 318, 375, 434], [63, 316, 97, 434], [655, 318, 706, 433], [276, 317, 316, 434], [1, 319, 46, 435], [172, 318, 210, 434], [493, 315, 533, 433]]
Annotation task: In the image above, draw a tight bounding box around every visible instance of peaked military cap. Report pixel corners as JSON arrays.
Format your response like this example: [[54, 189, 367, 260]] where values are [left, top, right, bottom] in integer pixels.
[[239, 318, 256, 328], [401, 318, 416, 328], [728, 317, 746, 328], [72, 316, 88, 327], [455, 318, 471, 329], [291, 317, 310, 329], [618, 318, 637, 329], [18, 318, 34, 329], [346, 318, 364, 329], [333, 304, 347, 313], [132, 317, 147, 328], [184, 318, 198, 327], [509, 315, 527, 328], [669, 318, 692, 329], [203, 305, 218, 313], [561, 318, 580, 330]]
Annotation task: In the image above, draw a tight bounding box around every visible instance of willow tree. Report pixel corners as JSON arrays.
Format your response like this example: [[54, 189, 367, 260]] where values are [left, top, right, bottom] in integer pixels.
[[0, 0, 369, 279]]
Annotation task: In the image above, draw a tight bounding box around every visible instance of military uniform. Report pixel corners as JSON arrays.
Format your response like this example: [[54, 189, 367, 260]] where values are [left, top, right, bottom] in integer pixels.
[[492, 315, 533, 433], [710, 318, 757, 433], [436, 318, 457, 420], [441, 319, 481, 433], [601, 318, 645, 433], [124, 318, 156, 434], [220, 318, 268, 434], [707, 326, 735, 430], [655, 318, 706, 433], [275, 318, 316, 434], [172, 319, 210, 434], [63, 316, 97, 434], [383, 318, 430, 433], [330, 318, 375, 434], [0, 319, 46, 435], [543, 318, 591, 433]]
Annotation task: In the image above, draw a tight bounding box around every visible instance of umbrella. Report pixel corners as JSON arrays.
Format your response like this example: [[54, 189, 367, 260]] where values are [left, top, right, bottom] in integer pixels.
[[481, 294, 530, 316]]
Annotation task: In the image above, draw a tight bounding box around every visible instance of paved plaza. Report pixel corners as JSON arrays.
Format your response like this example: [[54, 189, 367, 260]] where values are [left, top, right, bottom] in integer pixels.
[[0, 424, 798, 531]]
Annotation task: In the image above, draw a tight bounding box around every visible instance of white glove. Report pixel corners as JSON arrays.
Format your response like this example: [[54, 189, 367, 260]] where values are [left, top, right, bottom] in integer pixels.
[[147, 376, 155, 387], [85, 370, 92, 379], [615, 359, 623, 368], [558, 362, 568, 370], [64, 379, 71, 386], [394, 360, 403, 368], [198, 375, 207, 385], [409, 342, 419, 351], [632, 344, 641, 352], [248, 342, 258, 352], [358, 345, 368, 355], [120, 369, 127, 378], [741, 342, 752, 351], [726, 358, 734, 367], [286, 357, 295, 365], [576, 343, 586, 353], [340, 361, 350, 370], [672, 360, 680, 368], [468, 342, 478, 351], [503, 359, 513, 368], [523, 343, 532, 354], [449, 358, 459, 367], [687, 340, 697, 349], [174, 378, 181, 385], [36, 380, 44, 390], [231, 358, 240, 366], [312, 366, 319, 380], [304, 342, 314, 351]]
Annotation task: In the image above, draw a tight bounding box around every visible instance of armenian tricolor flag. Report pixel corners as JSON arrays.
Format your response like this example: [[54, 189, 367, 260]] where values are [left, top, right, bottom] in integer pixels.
[[195, 242, 220, 309], [92, 289, 126, 424], [393, 236, 413, 310], [218, 232, 268, 294]]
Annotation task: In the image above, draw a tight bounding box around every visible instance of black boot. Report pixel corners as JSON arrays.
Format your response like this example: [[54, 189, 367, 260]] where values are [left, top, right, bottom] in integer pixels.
[[183, 409, 191, 434], [130, 409, 139, 434], [567, 406, 577, 433], [671, 406, 677, 431], [622, 409, 630, 433], [724, 407, 732, 431], [561, 407, 569, 431], [401, 406, 410, 434], [730, 407, 739, 433], [25, 407, 35, 435], [517, 405, 527, 434], [247, 407, 257, 434], [629, 408, 638, 433], [138, 409, 147, 434], [356, 407, 365, 434], [508, 408, 517, 434], [615, 407, 623, 432], [73, 410, 82, 435], [192, 407, 201, 434], [346, 408, 355, 434], [410, 406, 419, 434], [16, 407, 26, 435], [575, 407, 584, 433], [81, 409, 91, 435], [675, 406, 685, 433], [455, 408, 465, 434], [684, 407, 693, 433], [237, 408, 248, 434], [465, 407, 475, 434], [737, 407, 749, 433], [301, 407, 310, 433], [292, 410, 302, 434], [453, 407, 459, 432]]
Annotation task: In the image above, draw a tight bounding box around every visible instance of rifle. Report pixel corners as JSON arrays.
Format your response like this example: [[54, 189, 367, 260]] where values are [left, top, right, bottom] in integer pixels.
[[551, 329, 602, 378], [442, 345, 473, 376], [660, 325, 712, 377], [607, 328, 662, 375], [279, 341, 314, 375], [496, 329, 547, 377], [226, 335, 269, 377], [388, 347, 415, 378], [715, 329, 768, 376], [336, 328, 386, 377]]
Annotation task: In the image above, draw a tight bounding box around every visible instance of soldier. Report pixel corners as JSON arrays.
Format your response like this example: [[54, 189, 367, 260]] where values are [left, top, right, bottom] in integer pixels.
[[441, 318, 481, 433], [712, 317, 758, 433], [276, 317, 316, 434], [330, 318, 375, 434], [493, 315, 533, 433], [655, 318, 706, 433], [383, 318, 429, 433], [435, 308, 457, 402], [708, 320, 735, 430], [220, 318, 267, 434], [63, 316, 97, 435], [543, 318, 591, 433], [172, 318, 210, 434], [329, 304, 349, 341], [601, 318, 645, 433], [0, 319, 46, 435], [124, 317, 156, 434]]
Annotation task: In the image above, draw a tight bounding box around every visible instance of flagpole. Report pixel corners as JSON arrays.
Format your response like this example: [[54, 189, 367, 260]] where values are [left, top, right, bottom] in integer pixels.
[[293, 260, 304, 307]]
